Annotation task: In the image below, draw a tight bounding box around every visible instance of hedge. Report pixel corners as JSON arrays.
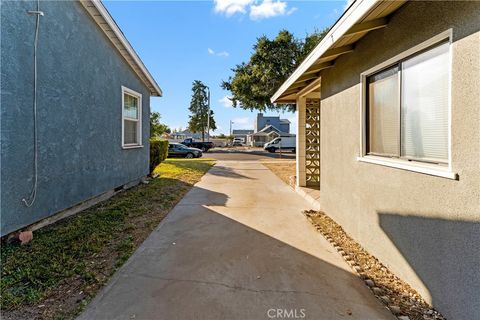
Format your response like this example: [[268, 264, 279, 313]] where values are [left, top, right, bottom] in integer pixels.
[[150, 139, 169, 173]]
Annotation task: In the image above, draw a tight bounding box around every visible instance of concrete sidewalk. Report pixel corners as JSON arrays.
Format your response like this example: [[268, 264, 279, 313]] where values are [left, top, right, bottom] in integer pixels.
[[79, 161, 394, 320]]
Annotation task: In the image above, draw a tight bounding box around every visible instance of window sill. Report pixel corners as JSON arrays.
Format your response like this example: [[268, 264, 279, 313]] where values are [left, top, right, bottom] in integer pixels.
[[357, 156, 458, 180], [122, 145, 144, 150]]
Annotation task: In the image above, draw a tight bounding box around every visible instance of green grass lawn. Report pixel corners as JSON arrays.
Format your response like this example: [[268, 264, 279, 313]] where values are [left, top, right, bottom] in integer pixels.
[[1, 158, 215, 319]]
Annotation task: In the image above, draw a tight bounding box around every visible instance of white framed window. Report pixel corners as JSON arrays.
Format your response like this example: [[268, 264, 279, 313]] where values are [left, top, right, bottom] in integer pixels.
[[358, 30, 457, 179], [121, 86, 143, 148]]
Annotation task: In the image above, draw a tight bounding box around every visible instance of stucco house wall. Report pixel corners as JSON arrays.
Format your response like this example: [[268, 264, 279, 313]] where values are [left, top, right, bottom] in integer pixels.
[[318, 2, 480, 319], [1, 1, 151, 235]]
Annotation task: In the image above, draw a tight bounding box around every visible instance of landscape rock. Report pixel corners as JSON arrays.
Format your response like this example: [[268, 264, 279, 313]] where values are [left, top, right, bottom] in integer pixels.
[[389, 305, 401, 314], [303, 210, 447, 320], [365, 279, 375, 287]]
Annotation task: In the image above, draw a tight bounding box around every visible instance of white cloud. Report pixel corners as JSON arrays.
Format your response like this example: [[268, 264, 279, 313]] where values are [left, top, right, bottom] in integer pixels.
[[219, 96, 234, 108], [214, 0, 254, 17], [208, 48, 230, 57], [344, 0, 355, 11], [214, 0, 296, 20], [286, 7, 298, 15], [232, 116, 252, 127], [217, 51, 229, 57], [250, 0, 293, 20]]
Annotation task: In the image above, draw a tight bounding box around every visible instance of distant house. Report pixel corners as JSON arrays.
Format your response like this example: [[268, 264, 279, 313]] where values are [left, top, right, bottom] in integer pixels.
[[170, 130, 202, 140], [1, 1, 162, 236], [254, 113, 290, 134], [271, 1, 479, 319], [232, 129, 253, 143], [248, 113, 293, 146], [246, 125, 294, 147]]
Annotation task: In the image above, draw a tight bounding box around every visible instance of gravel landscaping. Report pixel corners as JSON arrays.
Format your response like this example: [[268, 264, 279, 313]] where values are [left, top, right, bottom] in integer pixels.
[[303, 210, 447, 320]]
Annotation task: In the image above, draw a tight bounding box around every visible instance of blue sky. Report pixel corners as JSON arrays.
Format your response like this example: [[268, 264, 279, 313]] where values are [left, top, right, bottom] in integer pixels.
[[104, 0, 347, 134]]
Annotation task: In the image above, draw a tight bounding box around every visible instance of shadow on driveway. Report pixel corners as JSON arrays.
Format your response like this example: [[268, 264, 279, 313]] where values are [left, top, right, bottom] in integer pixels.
[[80, 161, 393, 320]]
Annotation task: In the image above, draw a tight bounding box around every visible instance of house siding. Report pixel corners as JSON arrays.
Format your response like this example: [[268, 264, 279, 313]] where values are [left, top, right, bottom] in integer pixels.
[[318, 2, 480, 320], [279, 123, 289, 134], [255, 113, 290, 133], [1, 0, 151, 235]]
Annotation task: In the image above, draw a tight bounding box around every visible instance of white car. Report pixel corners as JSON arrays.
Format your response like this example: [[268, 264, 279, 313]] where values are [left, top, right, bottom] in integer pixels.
[[232, 138, 243, 146]]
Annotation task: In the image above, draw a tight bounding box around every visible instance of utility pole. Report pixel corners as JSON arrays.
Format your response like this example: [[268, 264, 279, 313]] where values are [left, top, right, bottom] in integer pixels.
[[206, 86, 210, 142], [229, 120, 234, 136]]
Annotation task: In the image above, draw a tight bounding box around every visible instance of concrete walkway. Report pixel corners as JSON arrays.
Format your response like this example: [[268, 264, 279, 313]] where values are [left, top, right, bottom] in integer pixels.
[[79, 161, 394, 320]]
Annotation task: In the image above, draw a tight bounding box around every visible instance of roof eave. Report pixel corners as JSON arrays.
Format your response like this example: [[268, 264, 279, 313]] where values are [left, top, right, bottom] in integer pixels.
[[271, 0, 380, 103], [80, 0, 162, 97]]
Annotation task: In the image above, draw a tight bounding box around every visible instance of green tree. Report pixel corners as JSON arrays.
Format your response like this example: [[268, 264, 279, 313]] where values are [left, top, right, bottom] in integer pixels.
[[300, 28, 330, 62], [150, 112, 169, 138], [187, 80, 217, 141], [221, 28, 329, 111]]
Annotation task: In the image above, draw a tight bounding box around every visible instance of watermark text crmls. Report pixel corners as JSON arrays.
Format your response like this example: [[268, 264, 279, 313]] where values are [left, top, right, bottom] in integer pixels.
[[267, 308, 306, 319]]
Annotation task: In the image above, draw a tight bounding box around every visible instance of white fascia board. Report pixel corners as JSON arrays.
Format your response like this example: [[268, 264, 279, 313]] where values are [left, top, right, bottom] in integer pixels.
[[88, 0, 163, 96], [271, 0, 379, 103]]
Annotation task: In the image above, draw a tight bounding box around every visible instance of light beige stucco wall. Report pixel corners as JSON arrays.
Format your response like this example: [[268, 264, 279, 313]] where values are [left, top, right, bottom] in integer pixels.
[[296, 96, 307, 186], [318, 2, 480, 320]]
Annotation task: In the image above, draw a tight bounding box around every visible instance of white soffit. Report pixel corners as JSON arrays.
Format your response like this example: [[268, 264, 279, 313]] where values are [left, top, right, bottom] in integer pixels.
[[80, 0, 162, 97], [271, 0, 406, 103]]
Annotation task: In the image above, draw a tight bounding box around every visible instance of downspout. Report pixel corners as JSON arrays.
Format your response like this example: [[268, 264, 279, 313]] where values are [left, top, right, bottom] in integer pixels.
[[22, 0, 44, 207]]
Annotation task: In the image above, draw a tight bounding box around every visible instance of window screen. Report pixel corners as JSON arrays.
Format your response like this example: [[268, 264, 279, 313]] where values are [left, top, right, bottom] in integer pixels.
[[367, 66, 400, 156], [124, 120, 138, 144], [401, 42, 449, 163], [122, 91, 140, 146], [123, 94, 138, 119], [366, 41, 449, 164]]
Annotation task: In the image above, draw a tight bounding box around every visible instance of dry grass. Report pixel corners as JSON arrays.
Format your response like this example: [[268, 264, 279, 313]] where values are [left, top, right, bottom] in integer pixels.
[[1, 158, 215, 320], [261, 160, 296, 187]]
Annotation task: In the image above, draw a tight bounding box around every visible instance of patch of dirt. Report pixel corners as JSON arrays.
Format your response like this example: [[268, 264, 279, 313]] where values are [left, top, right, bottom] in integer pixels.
[[303, 210, 446, 320], [1, 160, 214, 320], [3, 184, 190, 320], [261, 161, 296, 187]]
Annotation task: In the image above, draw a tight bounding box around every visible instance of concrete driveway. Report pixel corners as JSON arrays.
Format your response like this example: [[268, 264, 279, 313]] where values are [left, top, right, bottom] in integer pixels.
[[79, 160, 394, 320]]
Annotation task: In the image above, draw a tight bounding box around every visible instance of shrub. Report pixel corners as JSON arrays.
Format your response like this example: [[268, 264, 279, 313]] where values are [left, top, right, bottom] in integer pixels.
[[150, 139, 169, 173]]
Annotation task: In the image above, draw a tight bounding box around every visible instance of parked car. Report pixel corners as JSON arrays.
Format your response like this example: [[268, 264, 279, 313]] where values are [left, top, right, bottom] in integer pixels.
[[182, 138, 214, 152], [168, 143, 203, 158], [264, 136, 296, 153], [232, 138, 243, 146]]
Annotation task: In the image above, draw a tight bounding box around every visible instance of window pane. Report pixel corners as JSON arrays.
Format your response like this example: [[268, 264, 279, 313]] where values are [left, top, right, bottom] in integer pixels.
[[124, 120, 138, 144], [401, 42, 449, 163], [368, 66, 400, 156], [123, 93, 138, 119]]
